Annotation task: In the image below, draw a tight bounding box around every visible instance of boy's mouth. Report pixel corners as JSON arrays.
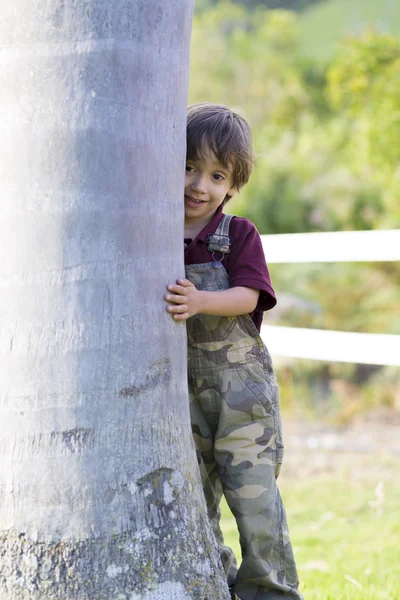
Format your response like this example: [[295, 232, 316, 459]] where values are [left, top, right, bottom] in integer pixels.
[[185, 195, 206, 206]]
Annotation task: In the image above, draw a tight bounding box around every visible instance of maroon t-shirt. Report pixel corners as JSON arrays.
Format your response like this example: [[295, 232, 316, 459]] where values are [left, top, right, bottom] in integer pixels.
[[184, 204, 276, 332]]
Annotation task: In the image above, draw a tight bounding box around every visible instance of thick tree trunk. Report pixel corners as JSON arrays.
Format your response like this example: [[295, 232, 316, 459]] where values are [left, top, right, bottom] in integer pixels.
[[0, 1, 230, 598]]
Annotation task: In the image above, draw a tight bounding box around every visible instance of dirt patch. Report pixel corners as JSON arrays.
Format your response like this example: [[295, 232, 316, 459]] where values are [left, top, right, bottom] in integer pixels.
[[280, 408, 400, 481]]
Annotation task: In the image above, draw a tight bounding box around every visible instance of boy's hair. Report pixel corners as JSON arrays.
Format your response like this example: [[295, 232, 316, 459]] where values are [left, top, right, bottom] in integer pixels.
[[187, 103, 254, 201]]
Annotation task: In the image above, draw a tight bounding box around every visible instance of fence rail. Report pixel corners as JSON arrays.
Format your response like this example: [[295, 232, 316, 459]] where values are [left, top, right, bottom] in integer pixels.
[[259, 229, 400, 366], [261, 325, 400, 366], [261, 229, 400, 263]]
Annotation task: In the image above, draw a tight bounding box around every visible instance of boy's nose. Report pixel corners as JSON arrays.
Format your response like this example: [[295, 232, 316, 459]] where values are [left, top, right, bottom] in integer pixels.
[[191, 174, 207, 193]]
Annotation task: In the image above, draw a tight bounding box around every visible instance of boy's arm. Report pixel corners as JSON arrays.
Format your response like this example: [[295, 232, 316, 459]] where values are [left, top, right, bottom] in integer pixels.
[[165, 278, 259, 321]]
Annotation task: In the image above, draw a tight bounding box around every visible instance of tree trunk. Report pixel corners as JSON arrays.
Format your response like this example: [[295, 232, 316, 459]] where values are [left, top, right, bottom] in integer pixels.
[[0, 1, 230, 598]]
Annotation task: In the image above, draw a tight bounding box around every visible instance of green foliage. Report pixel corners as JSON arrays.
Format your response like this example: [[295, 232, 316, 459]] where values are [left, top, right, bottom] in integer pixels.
[[328, 32, 400, 166], [190, 5, 307, 130], [270, 262, 400, 335], [327, 32, 400, 226], [298, 0, 400, 62], [234, 116, 386, 233]]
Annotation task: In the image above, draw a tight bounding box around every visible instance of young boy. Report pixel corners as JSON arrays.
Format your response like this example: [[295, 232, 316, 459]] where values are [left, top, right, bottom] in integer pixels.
[[165, 104, 303, 600]]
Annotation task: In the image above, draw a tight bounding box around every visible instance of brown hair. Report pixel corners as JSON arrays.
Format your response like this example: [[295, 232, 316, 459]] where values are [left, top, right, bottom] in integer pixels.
[[187, 103, 254, 201]]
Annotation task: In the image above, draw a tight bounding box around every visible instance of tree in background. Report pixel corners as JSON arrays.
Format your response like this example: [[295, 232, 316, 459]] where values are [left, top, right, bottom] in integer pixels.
[[0, 1, 230, 598], [328, 31, 400, 228]]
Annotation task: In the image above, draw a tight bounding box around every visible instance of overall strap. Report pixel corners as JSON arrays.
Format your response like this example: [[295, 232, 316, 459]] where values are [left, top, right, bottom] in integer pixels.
[[206, 214, 235, 254]]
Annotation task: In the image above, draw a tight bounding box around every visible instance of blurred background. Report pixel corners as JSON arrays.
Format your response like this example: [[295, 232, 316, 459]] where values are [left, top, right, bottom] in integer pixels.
[[188, 1, 400, 598]]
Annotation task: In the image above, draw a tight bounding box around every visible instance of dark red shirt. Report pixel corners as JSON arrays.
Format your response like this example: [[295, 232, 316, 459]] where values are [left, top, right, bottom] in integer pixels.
[[184, 204, 276, 331]]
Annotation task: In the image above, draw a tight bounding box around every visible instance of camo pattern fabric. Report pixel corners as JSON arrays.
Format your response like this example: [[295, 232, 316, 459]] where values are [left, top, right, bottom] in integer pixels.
[[185, 217, 303, 600]]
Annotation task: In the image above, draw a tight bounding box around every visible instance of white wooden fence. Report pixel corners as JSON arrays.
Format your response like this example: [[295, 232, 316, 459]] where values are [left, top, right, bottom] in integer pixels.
[[260, 229, 400, 366]]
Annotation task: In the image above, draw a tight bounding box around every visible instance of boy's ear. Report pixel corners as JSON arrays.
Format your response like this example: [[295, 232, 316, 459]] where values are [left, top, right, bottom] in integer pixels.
[[227, 185, 238, 198]]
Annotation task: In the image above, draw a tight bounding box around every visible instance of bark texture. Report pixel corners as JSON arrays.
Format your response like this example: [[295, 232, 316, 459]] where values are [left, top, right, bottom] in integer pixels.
[[0, 1, 230, 598]]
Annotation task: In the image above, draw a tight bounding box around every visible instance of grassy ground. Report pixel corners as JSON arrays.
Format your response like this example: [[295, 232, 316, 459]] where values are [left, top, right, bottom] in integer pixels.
[[298, 0, 400, 61], [220, 436, 400, 599]]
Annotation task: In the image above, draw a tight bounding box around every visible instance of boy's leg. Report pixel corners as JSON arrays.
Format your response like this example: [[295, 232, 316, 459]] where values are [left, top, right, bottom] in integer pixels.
[[189, 382, 238, 586], [214, 362, 303, 600]]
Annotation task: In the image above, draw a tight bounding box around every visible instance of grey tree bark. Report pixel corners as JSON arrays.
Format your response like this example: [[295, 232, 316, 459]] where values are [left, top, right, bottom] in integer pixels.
[[0, 1, 230, 598]]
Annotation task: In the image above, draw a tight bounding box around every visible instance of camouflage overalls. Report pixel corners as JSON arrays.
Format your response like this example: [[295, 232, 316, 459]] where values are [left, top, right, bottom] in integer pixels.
[[185, 215, 303, 600]]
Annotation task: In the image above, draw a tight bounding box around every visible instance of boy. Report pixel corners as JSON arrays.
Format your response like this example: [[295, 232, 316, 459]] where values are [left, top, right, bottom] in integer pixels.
[[165, 104, 303, 600]]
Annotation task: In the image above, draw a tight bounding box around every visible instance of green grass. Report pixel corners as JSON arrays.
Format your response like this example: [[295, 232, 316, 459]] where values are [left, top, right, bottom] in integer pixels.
[[220, 455, 400, 599], [298, 0, 400, 62]]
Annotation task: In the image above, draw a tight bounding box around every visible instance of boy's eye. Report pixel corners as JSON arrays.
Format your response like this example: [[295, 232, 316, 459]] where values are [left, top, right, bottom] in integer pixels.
[[212, 173, 225, 181], [185, 164, 195, 172]]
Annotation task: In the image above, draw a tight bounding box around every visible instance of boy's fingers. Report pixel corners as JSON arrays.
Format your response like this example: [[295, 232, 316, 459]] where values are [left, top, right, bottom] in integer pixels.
[[173, 312, 189, 321], [172, 305, 188, 313], [177, 278, 192, 287], [165, 294, 187, 304], [167, 285, 186, 295], [167, 304, 188, 313]]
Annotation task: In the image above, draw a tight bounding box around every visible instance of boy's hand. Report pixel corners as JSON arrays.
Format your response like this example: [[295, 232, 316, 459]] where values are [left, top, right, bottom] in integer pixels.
[[165, 279, 203, 321]]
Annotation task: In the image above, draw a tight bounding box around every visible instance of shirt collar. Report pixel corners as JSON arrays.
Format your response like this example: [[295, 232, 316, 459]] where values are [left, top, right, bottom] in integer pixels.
[[192, 203, 225, 244]]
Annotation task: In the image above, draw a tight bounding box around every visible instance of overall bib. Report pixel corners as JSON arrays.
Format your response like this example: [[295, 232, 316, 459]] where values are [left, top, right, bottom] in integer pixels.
[[185, 215, 303, 600]]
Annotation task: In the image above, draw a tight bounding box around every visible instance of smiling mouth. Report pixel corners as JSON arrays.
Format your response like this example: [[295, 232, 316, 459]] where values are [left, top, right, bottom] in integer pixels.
[[185, 195, 206, 204]]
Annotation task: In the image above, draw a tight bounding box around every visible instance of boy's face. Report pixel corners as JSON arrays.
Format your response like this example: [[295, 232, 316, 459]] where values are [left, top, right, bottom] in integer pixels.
[[184, 150, 236, 226]]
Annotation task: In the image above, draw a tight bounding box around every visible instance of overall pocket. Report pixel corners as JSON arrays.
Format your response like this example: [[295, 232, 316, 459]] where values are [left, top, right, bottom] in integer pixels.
[[236, 361, 279, 414], [187, 314, 237, 345]]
